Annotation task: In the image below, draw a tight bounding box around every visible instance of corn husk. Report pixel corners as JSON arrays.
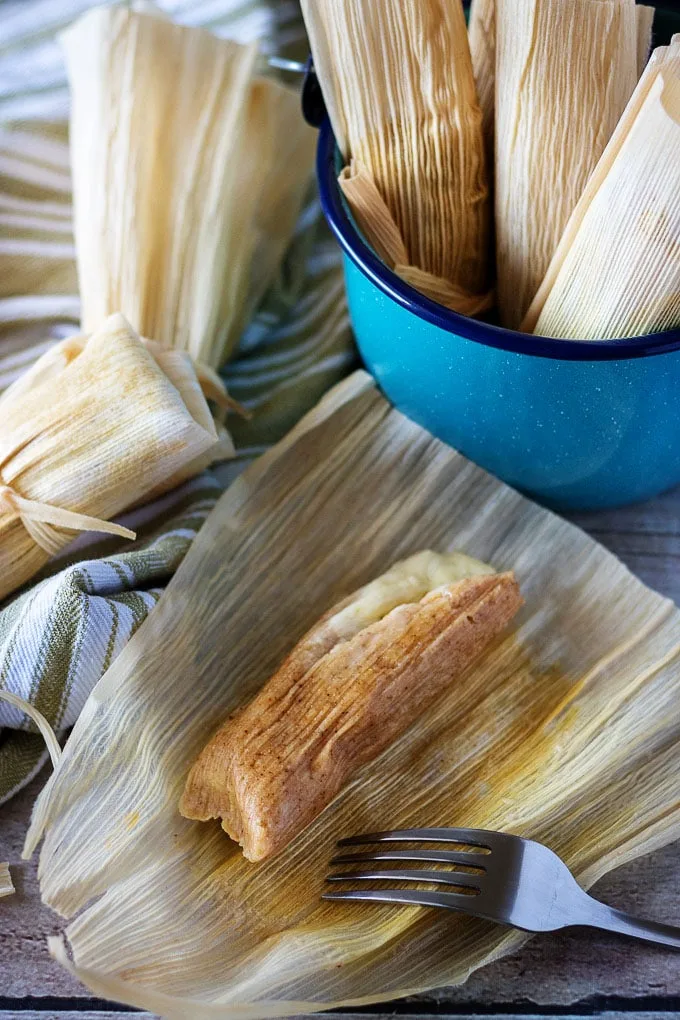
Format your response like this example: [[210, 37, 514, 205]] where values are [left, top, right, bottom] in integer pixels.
[[0, 862, 13, 899], [495, 0, 639, 328], [26, 372, 680, 1017], [523, 41, 680, 339], [469, 0, 495, 160], [638, 6, 655, 74], [0, 312, 220, 604], [62, 6, 315, 369], [0, 689, 62, 769], [301, 0, 491, 313]]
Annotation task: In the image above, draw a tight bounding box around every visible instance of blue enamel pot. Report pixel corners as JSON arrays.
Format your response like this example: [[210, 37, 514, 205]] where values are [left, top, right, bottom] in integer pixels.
[[316, 119, 680, 512]]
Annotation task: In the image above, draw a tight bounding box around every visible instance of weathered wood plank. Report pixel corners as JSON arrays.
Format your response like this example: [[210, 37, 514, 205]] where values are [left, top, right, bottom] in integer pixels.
[[2, 491, 680, 1007], [568, 484, 680, 604]]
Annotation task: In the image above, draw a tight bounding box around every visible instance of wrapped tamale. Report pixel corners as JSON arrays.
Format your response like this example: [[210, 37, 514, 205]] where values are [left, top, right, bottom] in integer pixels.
[[495, 0, 641, 329], [61, 6, 315, 369], [301, 0, 491, 315], [181, 551, 522, 861], [0, 313, 220, 603], [525, 42, 680, 340]]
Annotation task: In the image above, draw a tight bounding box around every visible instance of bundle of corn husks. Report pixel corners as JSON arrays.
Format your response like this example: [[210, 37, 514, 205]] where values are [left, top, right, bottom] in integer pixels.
[[301, 0, 492, 316], [63, 6, 315, 368], [0, 4, 317, 605], [0, 314, 227, 603]]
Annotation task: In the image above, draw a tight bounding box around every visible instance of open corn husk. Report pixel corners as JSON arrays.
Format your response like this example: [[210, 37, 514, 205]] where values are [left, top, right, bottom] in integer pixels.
[[0, 312, 221, 604], [0, 862, 13, 899], [26, 373, 680, 1017], [495, 0, 642, 329], [523, 39, 680, 339], [61, 5, 314, 370], [301, 0, 491, 314]]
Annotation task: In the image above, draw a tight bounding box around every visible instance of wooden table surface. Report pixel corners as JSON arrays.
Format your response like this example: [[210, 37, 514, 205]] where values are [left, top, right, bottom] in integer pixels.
[[2, 487, 680, 1020]]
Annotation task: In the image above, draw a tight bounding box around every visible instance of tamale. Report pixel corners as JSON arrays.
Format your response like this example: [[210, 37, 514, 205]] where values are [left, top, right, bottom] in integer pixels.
[[61, 6, 315, 369], [0, 863, 13, 899], [301, 0, 491, 313], [495, 0, 639, 329], [469, 0, 495, 160], [0, 312, 219, 603], [181, 553, 522, 861], [527, 65, 680, 340]]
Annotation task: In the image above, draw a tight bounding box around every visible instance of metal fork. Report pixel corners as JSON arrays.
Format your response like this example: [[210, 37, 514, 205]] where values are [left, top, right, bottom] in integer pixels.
[[324, 827, 680, 948]]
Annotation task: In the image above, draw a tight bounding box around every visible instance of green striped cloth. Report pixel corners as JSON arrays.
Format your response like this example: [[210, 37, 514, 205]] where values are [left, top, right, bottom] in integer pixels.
[[0, 0, 355, 803]]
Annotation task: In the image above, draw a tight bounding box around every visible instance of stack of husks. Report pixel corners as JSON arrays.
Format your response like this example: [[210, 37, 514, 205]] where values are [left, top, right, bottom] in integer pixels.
[[0, 6, 315, 605], [302, 0, 680, 341]]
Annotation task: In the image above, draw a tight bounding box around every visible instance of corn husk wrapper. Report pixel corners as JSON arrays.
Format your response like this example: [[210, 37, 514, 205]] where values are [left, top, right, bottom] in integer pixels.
[[0, 862, 13, 899], [26, 372, 680, 1017], [301, 0, 491, 314], [0, 312, 220, 604], [62, 6, 315, 369], [495, 0, 639, 329], [523, 40, 680, 339], [638, 6, 655, 74], [469, 0, 495, 161]]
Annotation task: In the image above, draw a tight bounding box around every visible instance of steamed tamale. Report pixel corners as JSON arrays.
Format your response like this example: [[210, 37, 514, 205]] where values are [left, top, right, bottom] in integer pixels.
[[181, 552, 522, 861], [0, 313, 219, 603], [495, 0, 641, 329], [61, 6, 314, 369], [301, 0, 491, 314], [525, 38, 680, 339]]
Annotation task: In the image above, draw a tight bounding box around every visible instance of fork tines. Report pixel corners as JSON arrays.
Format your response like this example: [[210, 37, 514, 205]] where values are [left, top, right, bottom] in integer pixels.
[[323, 827, 495, 910]]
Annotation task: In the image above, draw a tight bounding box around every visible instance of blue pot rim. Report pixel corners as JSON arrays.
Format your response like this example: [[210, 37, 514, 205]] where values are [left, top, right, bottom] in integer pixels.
[[316, 118, 680, 363]]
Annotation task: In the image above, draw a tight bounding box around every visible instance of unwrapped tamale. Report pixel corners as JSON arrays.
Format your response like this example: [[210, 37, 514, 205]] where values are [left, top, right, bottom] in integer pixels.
[[495, 0, 641, 329], [0, 313, 219, 603], [61, 6, 315, 369], [301, 0, 491, 314], [181, 551, 522, 861]]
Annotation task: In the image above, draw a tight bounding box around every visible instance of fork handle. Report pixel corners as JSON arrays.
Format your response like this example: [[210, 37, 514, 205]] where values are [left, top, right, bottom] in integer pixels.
[[582, 896, 680, 949]]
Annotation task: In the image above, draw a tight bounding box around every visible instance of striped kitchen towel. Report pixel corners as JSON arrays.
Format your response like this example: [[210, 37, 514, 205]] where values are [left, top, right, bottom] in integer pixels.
[[0, 0, 355, 803]]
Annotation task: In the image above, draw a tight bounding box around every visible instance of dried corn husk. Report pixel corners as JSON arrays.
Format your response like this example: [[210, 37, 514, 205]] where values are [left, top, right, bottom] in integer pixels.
[[301, 0, 491, 313], [0, 863, 13, 899], [525, 40, 680, 339], [0, 312, 220, 603], [495, 0, 639, 328], [469, 0, 495, 160], [638, 6, 655, 74], [0, 689, 62, 769], [61, 6, 314, 369], [26, 373, 680, 1016]]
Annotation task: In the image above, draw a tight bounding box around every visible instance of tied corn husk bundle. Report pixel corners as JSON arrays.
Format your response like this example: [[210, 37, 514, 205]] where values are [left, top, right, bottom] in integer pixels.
[[494, 0, 646, 329], [0, 862, 13, 899], [301, 0, 491, 316], [0, 312, 222, 604], [27, 373, 680, 1017], [62, 6, 315, 369], [523, 38, 680, 339]]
